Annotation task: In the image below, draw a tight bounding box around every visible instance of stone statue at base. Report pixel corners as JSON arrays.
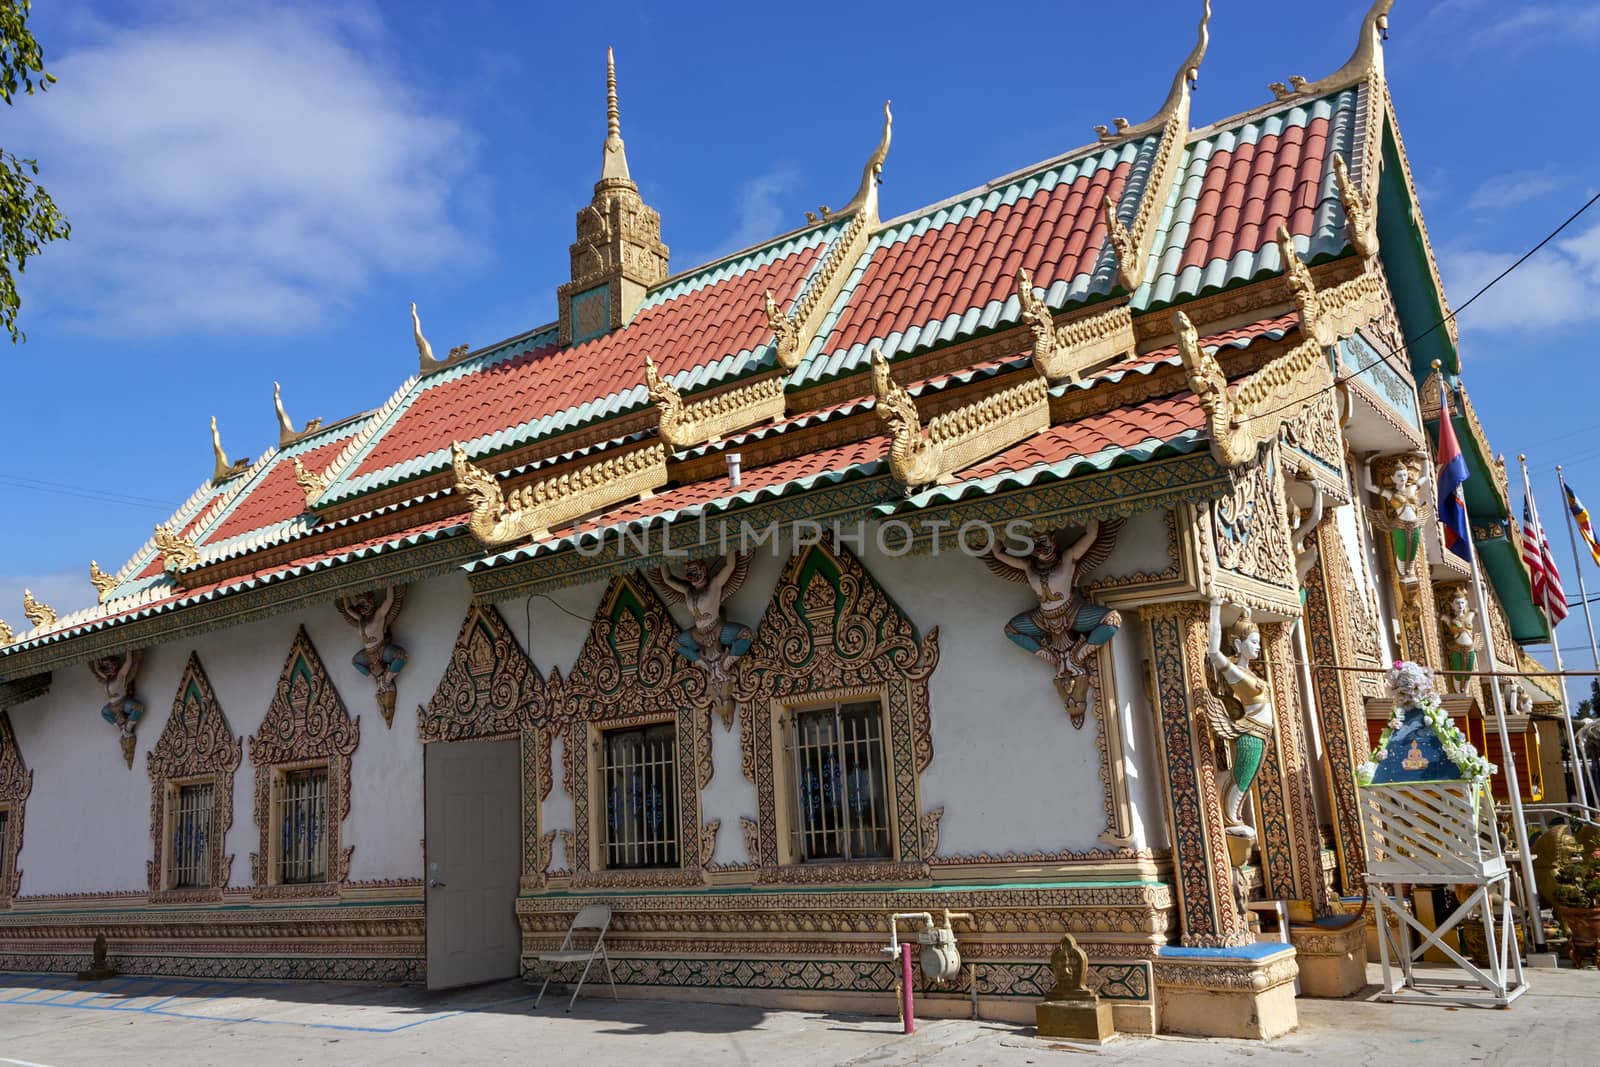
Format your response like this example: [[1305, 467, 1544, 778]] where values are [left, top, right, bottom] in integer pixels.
[[1035, 933, 1114, 1042], [76, 934, 117, 981]]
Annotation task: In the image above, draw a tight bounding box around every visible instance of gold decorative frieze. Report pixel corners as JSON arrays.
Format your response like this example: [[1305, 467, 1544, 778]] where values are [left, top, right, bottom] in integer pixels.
[[450, 441, 669, 548], [88, 561, 117, 603], [152, 523, 200, 573], [763, 103, 890, 371], [1333, 155, 1378, 259], [1093, 2, 1209, 291], [209, 417, 250, 484], [644, 356, 785, 451], [273, 382, 322, 447], [871, 347, 1049, 490], [20, 590, 55, 631], [1016, 268, 1135, 385], [1179, 228, 1381, 469]]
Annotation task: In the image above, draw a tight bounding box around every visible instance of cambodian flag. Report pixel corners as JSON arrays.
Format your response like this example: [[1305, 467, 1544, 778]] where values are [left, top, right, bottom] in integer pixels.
[[1435, 376, 1472, 561]]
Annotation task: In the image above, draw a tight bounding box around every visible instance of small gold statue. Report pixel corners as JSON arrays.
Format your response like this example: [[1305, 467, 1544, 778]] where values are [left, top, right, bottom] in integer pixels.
[[1202, 598, 1275, 840]]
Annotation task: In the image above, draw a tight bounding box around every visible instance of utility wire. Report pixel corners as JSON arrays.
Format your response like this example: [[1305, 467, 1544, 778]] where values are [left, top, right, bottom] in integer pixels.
[[1240, 188, 1600, 427]]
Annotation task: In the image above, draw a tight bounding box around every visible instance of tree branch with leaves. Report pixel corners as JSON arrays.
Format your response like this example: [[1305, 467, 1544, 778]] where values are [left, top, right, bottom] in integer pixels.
[[1, 0, 69, 343]]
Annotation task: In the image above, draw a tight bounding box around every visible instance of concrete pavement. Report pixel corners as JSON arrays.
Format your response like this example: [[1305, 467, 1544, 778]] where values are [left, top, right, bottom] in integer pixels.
[[0, 964, 1596, 1065]]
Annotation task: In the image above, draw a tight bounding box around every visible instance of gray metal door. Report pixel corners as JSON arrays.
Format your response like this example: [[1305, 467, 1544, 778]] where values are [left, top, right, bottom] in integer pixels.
[[425, 738, 521, 989]]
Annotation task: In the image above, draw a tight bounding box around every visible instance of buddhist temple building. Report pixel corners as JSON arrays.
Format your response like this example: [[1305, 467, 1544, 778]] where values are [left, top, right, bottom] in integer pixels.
[[0, 0, 1563, 1040]]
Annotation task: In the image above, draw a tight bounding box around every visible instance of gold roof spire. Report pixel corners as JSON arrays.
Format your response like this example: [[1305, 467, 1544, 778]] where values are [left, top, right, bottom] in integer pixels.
[[210, 416, 250, 483], [602, 46, 631, 183]]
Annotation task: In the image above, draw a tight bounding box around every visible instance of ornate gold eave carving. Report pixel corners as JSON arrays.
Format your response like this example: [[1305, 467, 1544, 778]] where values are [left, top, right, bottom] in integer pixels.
[[273, 382, 322, 447], [412, 301, 472, 376], [1178, 227, 1383, 469], [0, 619, 12, 646], [764, 103, 890, 372], [152, 523, 200, 575], [644, 357, 786, 451], [1270, 0, 1392, 101], [1333, 155, 1379, 259], [450, 441, 669, 549], [293, 457, 327, 510], [89, 560, 117, 603], [21, 590, 56, 630], [1092, 3, 1209, 291], [1016, 268, 1135, 384], [871, 346, 1049, 490]]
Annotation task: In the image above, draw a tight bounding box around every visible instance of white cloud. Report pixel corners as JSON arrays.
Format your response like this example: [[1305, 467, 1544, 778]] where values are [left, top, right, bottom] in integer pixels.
[[1417, 1, 1600, 52], [0, 571, 97, 633], [9, 6, 475, 335], [685, 168, 801, 267], [1440, 220, 1600, 335], [1467, 170, 1560, 213]]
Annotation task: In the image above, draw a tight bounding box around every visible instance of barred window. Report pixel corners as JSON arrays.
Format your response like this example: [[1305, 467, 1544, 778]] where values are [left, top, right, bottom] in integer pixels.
[[601, 723, 678, 868], [169, 783, 214, 888], [276, 766, 329, 884], [787, 700, 892, 862]]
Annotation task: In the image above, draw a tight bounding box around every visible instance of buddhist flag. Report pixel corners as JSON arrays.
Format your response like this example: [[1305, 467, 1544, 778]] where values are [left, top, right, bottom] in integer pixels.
[[1435, 378, 1472, 561], [1566, 482, 1600, 567]]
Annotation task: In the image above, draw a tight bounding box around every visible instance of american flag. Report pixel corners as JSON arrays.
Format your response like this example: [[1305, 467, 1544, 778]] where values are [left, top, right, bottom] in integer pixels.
[[1524, 496, 1568, 624]]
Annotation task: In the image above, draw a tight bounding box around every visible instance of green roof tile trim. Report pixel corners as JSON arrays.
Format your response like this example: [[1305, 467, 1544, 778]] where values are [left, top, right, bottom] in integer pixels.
[[876, 428, 1207, 515], [1135, 88, 1359, 312], [641, 218, 846, 317], [788, 137, 1157, 388], [1475, 524, 1551, 645], [1376, 120, 1458, 382]]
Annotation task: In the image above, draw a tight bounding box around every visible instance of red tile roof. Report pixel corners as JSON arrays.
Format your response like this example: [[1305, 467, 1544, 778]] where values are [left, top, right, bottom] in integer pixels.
[[962, 393, 1205, 480], [354, 242, 824, 478], [205, 436, 350, 544], [823, 159, 1130, 357]]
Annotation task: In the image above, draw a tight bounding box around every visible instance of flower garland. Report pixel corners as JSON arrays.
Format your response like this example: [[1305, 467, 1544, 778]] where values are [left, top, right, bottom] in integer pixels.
[[1356, 660, 1496, 786]]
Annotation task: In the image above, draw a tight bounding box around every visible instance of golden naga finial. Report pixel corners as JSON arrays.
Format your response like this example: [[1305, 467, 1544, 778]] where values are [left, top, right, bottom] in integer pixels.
[[1015, 266, 1135, 384], [870, 346, 940, 488], [1102, 194, 1137, 289], [601, 46, 632, 183], [764, 289, 804, 369], [210, 416, 250, 483], [840, 101, 892, 222], [1332, 155, 1379, 258], [1279, 0, 1393, 99], [0, 618, 13, 646], [293, 456, 327, 509], [643, 355, 686, 439], [22, 589, 57, 630], [274, 381, 322, 447], [1097, 0, 1210, 143], [89, 560, 117, 603], [153, 523, 200, 573], [1275, 223, 1383, 348], [411, 301, 438, 371]]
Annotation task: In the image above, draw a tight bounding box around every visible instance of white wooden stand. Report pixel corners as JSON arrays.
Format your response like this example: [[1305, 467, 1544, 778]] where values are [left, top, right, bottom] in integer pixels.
[[1359, 781, 1527, 1007]]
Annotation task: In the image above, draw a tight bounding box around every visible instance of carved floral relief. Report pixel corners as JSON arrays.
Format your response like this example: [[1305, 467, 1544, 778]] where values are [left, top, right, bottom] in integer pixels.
[[146, 653, 242, 898], [0, 710, 31, 903]]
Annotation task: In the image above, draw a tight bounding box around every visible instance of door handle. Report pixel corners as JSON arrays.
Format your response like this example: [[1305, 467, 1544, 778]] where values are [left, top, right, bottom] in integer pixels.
[[429, 879, 447, 888]]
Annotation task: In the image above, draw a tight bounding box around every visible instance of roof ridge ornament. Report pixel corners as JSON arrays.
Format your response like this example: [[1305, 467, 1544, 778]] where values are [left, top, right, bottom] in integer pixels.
[[1096, 0, 1210, 144], [839, 101, 892, 221], [0, 619, 11, 646], [153, 523, 201, 575], [1333, 155, 1379, 258], [274, 382, 322, 447], [602, 46, 631, 183], [643, 355, 785, 452], [210, 416, 250, 484], [1014, 267, 1134, 385], [89, 560, 116, 603], [22, 589, 56, 630], [293, 456, 327, 510], [1271, 0, 1392, 100]]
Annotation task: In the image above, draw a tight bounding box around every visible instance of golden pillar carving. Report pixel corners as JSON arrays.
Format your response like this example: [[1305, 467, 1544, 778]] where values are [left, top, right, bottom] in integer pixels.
[[1142, 601, 1252, 947], [1255, 621, 1330, 913]]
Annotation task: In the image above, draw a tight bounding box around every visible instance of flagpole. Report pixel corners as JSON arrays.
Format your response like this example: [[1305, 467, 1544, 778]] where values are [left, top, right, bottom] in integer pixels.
[[1556, 464, 1600, 806], [1556, 465, 1600, 672], [1433, 365, 1541, 948], [1521, 455, 1588, 808]]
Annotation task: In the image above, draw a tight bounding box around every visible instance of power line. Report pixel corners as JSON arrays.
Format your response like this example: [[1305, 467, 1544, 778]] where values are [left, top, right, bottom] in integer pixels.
[[1241, 188, 1600, 428], [0, 476, 174, 512]]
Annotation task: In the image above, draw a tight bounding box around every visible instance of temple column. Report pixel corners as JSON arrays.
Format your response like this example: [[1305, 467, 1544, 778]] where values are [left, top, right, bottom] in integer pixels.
[[1254, 621, 1329, 913], [1141, 601, 1250, 947]]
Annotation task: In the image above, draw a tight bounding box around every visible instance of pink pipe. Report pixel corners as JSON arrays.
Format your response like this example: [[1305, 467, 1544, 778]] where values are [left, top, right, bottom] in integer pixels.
[[901, 943, 915, 1034]]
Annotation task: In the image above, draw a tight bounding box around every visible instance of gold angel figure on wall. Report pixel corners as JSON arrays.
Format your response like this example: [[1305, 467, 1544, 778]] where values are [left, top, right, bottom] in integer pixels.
[[1200, 598, 1275, 841]]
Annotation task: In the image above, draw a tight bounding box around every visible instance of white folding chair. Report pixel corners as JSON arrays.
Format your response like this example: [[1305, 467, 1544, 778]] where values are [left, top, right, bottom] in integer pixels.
[[533, 904, 617, 1012]]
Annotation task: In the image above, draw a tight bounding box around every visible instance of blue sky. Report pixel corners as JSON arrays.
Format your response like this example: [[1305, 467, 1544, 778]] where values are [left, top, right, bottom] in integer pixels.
[[4, 0, 1600, 666]]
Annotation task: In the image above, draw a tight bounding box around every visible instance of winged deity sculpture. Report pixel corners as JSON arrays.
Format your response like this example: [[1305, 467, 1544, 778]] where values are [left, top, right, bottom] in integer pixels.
[[1199, 598, 1275, 841], [335, 586, 409, 727], [985, 519, 1124, 726], [1364, 453, 1430, 583], [654, 552, 753, 720], [89, 650, 145, 768]]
